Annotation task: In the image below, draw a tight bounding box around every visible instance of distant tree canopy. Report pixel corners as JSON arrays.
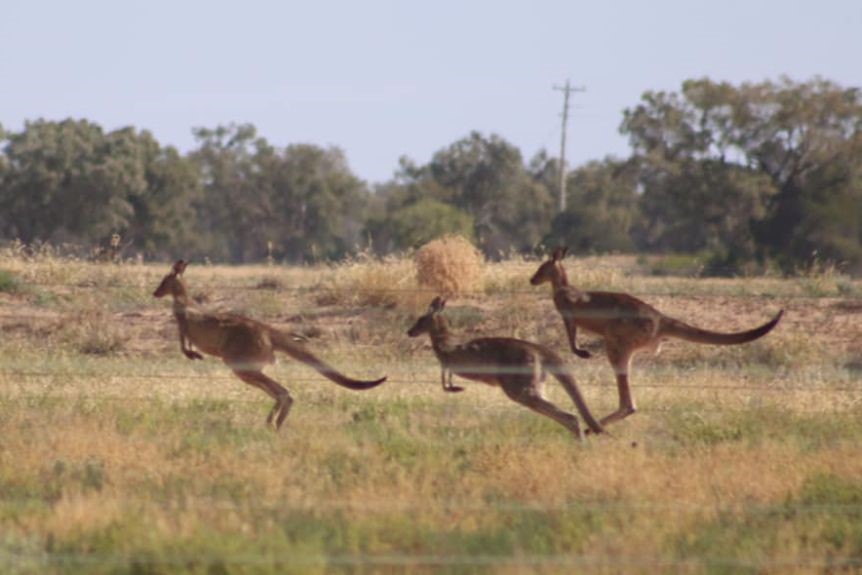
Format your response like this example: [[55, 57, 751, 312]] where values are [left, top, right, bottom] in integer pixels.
[[0, 122, 370, 263], [621, 77, 862, 273], [189, 124, 368, 262], [1, 77, 860, 272], [373, 132, 554, 258], [540, 157, 640, 254]]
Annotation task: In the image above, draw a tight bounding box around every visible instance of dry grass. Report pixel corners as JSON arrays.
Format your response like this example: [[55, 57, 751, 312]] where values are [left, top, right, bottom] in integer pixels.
[[61, 305, 130, 356], [1, 252, 861, 573], [2, 383, 862, 573], [312, 252, 423, 309]]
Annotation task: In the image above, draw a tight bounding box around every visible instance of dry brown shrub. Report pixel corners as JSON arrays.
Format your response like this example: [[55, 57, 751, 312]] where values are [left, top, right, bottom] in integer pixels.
[[61, 307, 129, 356], [414, 235, 484, 297], [315, 253, 418, 308]]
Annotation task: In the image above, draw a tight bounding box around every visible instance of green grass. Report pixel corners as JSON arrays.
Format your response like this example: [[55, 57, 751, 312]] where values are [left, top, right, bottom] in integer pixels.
[[0, 269, 21, 293], [674, 473, 862, 574], [3, 394, 862, 574]]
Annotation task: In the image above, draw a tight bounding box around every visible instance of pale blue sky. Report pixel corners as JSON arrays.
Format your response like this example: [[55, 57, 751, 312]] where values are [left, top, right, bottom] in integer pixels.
[[2, 0, 860, 183]]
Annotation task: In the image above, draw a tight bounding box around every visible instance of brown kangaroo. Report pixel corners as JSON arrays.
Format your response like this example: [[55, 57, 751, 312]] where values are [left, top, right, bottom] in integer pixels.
[[530, 247, 783, 429], [407, 297, 604, 440], [153, 260, 386, 430]]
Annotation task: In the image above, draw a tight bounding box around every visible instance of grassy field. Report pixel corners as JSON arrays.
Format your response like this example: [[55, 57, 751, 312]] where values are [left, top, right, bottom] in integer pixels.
[[1, 253, 861, 574]]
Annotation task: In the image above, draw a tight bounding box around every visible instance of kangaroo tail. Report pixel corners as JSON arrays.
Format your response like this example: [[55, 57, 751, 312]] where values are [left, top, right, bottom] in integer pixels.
[[661, 310, 784, 346], [546, 357, 604, 435], [271, 331, 386, 390]]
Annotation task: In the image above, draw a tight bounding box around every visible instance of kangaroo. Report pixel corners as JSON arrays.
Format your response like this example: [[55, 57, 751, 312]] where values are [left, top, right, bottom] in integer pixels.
[[153, 260, 386, 430], [530, 247, 784, 429], [407, 297, 604, 440]]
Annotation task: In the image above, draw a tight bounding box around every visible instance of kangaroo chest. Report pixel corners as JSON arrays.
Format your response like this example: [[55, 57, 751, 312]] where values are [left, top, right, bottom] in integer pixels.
[[176, 311, 229, 356]]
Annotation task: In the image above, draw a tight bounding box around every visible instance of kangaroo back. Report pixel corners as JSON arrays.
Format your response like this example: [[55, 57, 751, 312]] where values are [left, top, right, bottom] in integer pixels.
[[270, 330, 386, 390], [541, 351, 604, 435], [660, 310, 783, 346]]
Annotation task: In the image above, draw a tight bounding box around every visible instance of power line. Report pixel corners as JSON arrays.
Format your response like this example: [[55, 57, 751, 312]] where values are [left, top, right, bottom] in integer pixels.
[[5, 270, 862, 300], [1, 370, 859, 394], [0, 283, 854, 300], [0, 551, 859, 569], [2, 496, 861, 514]]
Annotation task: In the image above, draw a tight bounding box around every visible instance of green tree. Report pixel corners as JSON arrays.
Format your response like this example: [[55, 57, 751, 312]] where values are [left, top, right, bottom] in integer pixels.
[[191, 125, 371, 263], [728, 78, 862, 270], [0, 120, 145, 247], [0, 120, 205, 258], [398, 132, 554, 257], [261, 143, 371, 262], [190, 124, 269, 262], [538, 157, 640, 253], [127, 136, 204, 259], [366, 197, 474, 252], [621, 77, 862, 272]]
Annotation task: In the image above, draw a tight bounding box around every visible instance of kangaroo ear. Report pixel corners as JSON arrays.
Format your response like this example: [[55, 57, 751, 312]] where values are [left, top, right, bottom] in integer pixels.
[[552, 246, 568, 261], [430, 296, 446, 312], [172, 260, 188, 275]]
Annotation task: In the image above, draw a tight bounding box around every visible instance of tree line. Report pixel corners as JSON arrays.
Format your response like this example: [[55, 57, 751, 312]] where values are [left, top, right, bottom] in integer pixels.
[[1, 77, 860, 274]]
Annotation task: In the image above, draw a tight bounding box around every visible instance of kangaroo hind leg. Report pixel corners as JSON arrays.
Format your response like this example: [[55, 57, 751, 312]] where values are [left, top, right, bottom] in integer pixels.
[[233, 369, 294, 430], [599, 343, 636, 428], [502, 380, 583, 441]]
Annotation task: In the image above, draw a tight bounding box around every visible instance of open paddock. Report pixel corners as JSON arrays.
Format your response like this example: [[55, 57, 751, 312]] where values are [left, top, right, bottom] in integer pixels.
[[1, 256, 861, 574]]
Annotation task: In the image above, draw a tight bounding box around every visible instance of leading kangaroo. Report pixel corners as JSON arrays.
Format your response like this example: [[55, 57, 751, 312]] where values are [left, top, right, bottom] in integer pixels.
[[530, 247, 783, 429], [153, 260, 386, 430], [407, 297, 604, 440]]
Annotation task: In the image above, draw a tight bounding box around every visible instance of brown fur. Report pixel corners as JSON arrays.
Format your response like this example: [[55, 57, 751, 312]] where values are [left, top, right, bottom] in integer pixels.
[[408, 297, 604, 440], [154, 260, 386, 430], [530, 247, 783, 429]]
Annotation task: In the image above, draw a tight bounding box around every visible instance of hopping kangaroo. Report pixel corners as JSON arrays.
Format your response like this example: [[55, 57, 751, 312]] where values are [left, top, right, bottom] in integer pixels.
[[530, 247, 783, 429], [153, 260, 386, 430], [407, 297, 604, 440]]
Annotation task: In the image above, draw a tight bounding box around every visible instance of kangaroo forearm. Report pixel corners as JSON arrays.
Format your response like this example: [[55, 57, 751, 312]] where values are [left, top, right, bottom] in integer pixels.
[[564, 320, 592, 359], [441, 368, 464, 393], [178, 331, 203, 360]]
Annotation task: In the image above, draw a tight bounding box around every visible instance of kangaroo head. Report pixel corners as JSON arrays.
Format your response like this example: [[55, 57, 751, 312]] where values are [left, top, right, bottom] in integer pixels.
[[153, 259, 189, 299], [407, 297, 446, 337], [530, 246, 568, 286]]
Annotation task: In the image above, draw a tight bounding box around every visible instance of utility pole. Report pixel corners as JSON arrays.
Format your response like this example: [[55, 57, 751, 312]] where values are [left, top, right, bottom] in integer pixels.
[[553, 80, 585, 213]]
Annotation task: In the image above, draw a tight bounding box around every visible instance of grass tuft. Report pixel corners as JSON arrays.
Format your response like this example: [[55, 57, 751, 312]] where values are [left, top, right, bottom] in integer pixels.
[[61, 306, 129, 356]]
